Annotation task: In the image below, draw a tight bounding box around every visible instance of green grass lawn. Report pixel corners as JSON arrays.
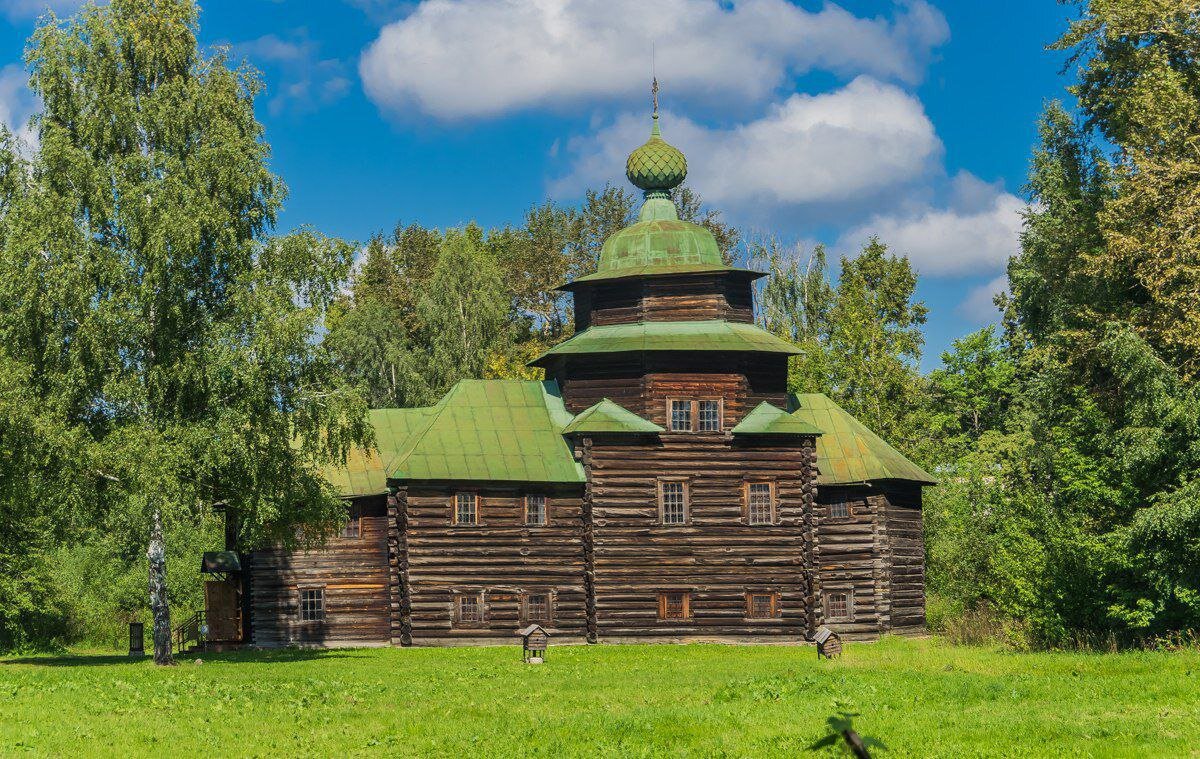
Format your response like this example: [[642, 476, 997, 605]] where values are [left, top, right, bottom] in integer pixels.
[[1, 636, 1197, 757]]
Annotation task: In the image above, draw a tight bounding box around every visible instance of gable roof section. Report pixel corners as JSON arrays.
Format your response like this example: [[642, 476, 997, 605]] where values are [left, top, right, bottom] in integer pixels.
[[389, 380, 585, 484], [322, 407, 434, 497], [563, 399, 665, 434], [789, 393, 936, 486], [731, 401, 822, 436], [530, 319, 802, 367]]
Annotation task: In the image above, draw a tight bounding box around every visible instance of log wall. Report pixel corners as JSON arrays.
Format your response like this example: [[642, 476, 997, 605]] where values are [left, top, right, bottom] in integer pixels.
[[400, 484, 588, 644], [586, 433, 817, 641], [573, 274, 756, 329], [881, 483, 926, 632], [249, 496, 391, 646]]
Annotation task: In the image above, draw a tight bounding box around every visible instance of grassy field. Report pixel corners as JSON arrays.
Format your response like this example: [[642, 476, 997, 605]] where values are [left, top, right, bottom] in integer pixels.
[[1, 636, 1197, 758]]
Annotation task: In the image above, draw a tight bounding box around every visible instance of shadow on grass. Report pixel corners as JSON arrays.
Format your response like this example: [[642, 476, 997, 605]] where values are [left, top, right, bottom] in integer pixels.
[[2, 647, 371, 668]]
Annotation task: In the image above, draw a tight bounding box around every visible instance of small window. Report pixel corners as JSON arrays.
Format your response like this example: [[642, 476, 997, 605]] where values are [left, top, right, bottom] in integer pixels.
[[746, 592, 779, 619], [659, 481, 688, 525], [523, 593, 551, 624], [658, 591, 691, 621], [455, 593, 483, 625], [829, 500, 850, 519], [827, 592, 852, 621], [698, 400, 721, 432], [299, 588, 325, 622], [525, 495, 547, 526], [454, 492, 478, 525], [670, 400, 692, 432], [747, 482, 775, 525], [341, 516, 360, 539]]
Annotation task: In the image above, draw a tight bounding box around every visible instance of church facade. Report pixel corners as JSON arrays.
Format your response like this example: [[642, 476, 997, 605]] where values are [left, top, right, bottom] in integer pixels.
[[209, 109, 935, 648]]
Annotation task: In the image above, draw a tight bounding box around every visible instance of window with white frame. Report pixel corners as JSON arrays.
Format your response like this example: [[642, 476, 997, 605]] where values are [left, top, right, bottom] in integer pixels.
[[299, 588, 325, 622], [525, 495, 547, 526], [747, 482, 776, 525], [670, 400, 692, 432], [660, 481, 688, 525], [455, 492, 478, 525], [698, 399, 721, 432], [829, 500, 850, 519]]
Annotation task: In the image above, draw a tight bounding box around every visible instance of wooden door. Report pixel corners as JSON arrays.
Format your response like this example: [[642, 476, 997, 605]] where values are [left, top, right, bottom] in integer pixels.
[[205, 580, 241, 642]]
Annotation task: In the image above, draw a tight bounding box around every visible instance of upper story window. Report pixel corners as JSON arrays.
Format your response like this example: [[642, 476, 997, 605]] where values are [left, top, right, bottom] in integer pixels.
[[525, 495, 547, 526], [341, 516, 361, 539], [668, 399, 723, 433], [659, 480, 689, 525], [698, 400, 722, 432], [670, 400, 692, 431], [454, 492, 478, 525], [829, 500, 850, 519], [299, 587, 325, 623], [746, 482, 776, 525]]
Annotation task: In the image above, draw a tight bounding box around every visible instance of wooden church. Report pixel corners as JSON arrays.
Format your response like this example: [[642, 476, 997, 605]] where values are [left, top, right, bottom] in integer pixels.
[[200, 103, 935, 649]]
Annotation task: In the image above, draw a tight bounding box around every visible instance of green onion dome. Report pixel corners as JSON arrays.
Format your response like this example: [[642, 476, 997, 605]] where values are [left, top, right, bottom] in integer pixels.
[[625, 114, 687, 196]]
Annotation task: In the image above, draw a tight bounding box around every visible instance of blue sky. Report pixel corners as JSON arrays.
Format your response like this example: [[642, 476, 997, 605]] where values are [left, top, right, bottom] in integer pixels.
[[0, 0, 1077, 368]]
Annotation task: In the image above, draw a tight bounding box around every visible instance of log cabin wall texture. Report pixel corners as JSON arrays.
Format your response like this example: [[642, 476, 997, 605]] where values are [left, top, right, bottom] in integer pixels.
[[249, 496, 391, 646], [587, 434, 816, 641], [401, 485, 588, 644]]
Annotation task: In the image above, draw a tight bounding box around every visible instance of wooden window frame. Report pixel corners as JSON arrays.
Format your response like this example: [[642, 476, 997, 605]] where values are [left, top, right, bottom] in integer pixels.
[[453, 491, 479, 526], [697, 398, 723, 433], [745, 591, 781, 620], [341, 514, 361, 539], [657, 479, 690, 526], [657, 591, 692, 621], [744, 481, 777, 525], [665, 398, 724, 433], [453, 591, 486, 627], [524, 494, 548, 527], [825, 590, 854, 622], [828, 497, 851, 520], [298, 586, 326, 624], [521, 591, 554, 626]]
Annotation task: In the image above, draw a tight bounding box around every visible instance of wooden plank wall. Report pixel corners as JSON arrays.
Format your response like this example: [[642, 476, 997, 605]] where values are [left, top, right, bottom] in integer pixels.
[[249, 496, 390, 646], [882, 484, 926, 632], [401, 485, 588, 644], [586, 434, 816, 640]]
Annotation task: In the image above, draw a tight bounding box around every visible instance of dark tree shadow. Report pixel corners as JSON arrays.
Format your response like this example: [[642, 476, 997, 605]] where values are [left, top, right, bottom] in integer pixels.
[[2, 647, 373, 667]]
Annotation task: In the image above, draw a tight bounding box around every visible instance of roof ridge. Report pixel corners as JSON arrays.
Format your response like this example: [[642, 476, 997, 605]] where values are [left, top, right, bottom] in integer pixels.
[[388, 381, 464, 477]]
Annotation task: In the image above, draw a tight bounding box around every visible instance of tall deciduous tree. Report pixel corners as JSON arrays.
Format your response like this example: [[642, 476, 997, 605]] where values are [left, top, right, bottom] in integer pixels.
[[0, 0, 368, 661]]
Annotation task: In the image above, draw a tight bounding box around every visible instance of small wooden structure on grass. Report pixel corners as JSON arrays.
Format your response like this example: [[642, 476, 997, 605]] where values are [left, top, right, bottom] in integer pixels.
[[814, 626, 842, 659], [517, 624, 549, 663]]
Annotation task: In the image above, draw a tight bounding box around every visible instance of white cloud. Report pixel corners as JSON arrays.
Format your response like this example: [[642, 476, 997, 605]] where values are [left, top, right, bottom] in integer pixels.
[[234, 31, 351, 116], [360, 0, 949, 120], [838, 172, 1026, 276], [0, 0, 86, 21], [959, 273, 1008, 321], [553, 77, 941, 210]]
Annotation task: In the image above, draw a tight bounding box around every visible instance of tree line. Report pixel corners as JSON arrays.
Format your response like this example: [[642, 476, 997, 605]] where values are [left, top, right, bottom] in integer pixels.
[[0, 0, 1196, 654]]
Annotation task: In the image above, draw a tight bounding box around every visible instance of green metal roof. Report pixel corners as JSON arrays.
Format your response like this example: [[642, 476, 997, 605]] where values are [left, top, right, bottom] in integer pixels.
[[563, 399, 665, 434], [322, 407, 434, 497], [530, 320, 803, 367], [389, 380, 585, 484], [790, 393, 936, 486], [731, 402, 823, 436]]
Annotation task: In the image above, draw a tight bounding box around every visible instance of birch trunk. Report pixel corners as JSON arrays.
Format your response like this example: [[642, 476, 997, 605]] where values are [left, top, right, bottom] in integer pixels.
[[148, 509, 175, 665]]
